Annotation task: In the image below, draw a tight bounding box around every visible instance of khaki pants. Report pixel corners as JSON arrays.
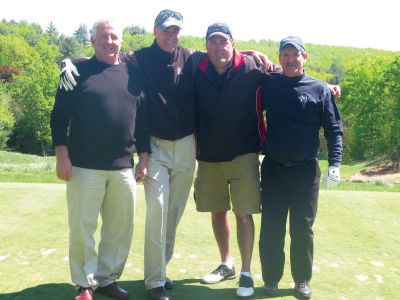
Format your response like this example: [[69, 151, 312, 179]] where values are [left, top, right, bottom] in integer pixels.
[[144, 134, 196, 289], [67, 167, 136, 288]]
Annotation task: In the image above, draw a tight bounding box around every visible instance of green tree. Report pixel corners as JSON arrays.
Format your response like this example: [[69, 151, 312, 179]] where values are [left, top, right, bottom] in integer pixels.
[[46, 22, 59, 44], [340, 58, 393, 161], [382, 56, 400, 164], [0, 84, 15, 149], [124, 25, 146, 36], [73, 24, 89, 45], [0, 29, 59, 154]]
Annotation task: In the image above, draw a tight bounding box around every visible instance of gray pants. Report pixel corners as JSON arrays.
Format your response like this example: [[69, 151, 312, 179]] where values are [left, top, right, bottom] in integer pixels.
[[144, 134, 196, 289]]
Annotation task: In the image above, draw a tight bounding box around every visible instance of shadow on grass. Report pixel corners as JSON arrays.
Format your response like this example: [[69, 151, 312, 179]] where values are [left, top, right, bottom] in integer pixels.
[[0, 283, 75, 300], [0, 279, 295, 300]]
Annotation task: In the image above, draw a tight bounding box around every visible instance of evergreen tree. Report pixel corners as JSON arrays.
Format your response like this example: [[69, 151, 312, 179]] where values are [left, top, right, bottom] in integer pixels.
[[73, 24, 89, 45]]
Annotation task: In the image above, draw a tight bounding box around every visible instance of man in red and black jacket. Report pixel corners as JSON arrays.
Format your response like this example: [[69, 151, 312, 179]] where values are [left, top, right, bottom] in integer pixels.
[[193, 23, 277, 299]]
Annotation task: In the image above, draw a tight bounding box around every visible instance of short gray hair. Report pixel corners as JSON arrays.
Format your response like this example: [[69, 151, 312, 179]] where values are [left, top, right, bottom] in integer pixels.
[[91, 19, 123, 39]]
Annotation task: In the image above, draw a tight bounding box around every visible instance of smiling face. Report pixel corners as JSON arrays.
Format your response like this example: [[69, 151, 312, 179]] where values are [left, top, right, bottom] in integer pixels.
[[154, 25, 181, 52], [206, 35, 234, 74], [91, 22, 122, 65], [279, 46, 307, 77]]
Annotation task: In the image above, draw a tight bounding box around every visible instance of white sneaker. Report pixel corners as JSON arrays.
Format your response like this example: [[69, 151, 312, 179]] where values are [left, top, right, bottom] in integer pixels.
[[201, 264, 236, 284], [236, 275, 254, 298]]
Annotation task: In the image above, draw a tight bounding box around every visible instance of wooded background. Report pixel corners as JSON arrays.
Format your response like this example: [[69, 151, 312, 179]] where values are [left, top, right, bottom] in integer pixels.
[[0, 20, 399, 163]]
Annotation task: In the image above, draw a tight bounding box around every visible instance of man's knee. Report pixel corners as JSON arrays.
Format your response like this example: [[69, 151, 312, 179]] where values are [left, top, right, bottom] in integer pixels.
[[235, 213, 253, 225], [212, 211, 228, 220]]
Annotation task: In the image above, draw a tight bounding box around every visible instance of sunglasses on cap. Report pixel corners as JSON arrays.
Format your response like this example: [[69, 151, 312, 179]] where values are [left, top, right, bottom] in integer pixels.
[[156, 10, 183, 23], [206, 23, 232, 39]]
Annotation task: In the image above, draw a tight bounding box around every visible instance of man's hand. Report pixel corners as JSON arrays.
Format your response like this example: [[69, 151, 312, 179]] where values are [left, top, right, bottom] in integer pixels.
[[135, 152, 148, 182], [241, 50, 275, 72], [55, 146, 73, 181], [59, 59, 80, 91], [323, 166, 340, 187], [328, 84, 341, 100]]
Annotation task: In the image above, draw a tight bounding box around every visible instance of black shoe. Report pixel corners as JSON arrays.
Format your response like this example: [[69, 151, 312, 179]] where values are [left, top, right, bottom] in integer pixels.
[[236, 275, 254, 298], [263, 282, 279, 297], [97, 282, 129, 300], [164, 278, 174, 290], [201, 264, 236, 284], [148, 286, 170, 300], [294, 282, 312, 299]]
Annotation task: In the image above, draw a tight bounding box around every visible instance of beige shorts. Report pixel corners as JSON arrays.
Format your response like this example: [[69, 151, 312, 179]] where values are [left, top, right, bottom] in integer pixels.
[[194, 153, 261, 214]]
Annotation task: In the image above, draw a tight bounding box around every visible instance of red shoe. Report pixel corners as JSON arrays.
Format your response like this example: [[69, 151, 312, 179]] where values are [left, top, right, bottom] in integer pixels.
[[75, 287, 93, 300]]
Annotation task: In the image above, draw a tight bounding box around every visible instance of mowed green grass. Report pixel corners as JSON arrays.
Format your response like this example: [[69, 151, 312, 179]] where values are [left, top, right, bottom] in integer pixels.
[[1, 151, 399, 191], [0, 151, 60, 183], [0, 183, 399, 300]]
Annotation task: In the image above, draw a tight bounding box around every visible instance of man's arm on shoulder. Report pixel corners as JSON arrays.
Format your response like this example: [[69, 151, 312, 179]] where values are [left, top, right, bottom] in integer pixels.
[[327, 84, 341, 99], [59, 57, 90, 91], [240, 50, 276, 72]]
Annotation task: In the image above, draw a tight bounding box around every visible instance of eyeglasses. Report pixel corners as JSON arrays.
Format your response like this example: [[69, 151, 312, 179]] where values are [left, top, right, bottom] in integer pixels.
[[156, 10, 183, 23]]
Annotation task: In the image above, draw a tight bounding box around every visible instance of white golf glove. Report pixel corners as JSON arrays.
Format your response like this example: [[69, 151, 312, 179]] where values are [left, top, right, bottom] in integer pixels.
[[323, 166, 340, 187], [59, 59, 80, 91]]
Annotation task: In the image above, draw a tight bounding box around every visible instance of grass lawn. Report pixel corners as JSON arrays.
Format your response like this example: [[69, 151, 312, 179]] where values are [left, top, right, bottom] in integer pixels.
[[0, 182, 399, 300], [2, 151, 399, 191], [0, 151, 60, 183]]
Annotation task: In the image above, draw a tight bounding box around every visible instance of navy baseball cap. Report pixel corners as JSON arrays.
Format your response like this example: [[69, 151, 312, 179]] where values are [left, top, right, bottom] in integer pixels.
[[206, 23, 232, 41], [154, 9, 183, 30], [279, 36, 306, 51]]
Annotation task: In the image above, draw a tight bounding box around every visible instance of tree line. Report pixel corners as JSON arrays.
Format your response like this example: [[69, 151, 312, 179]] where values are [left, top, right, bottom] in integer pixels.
[[0, 20, 399, 163]]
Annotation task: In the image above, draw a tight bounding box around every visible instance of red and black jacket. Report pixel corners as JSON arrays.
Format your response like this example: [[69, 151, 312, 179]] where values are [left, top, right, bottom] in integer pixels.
[[194, 50, 267, 162]]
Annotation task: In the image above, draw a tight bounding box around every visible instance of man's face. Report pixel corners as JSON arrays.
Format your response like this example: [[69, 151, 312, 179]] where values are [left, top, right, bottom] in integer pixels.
[[154, 26, 180, 52], [206, 35, 234, 72], [279, 46, 307, 77], [91, 22, 122, 65]]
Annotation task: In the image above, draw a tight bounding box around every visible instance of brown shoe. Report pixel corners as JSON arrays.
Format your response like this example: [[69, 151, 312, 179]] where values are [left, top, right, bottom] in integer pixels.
[[75, 287, 93, 300], [98, 282, 129, 300]]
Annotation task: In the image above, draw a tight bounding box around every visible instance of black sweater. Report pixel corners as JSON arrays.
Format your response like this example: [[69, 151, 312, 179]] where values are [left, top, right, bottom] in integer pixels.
[[128, 41, 203, 140], [262, 73, 343, 167], [50, 56, 149, 170]]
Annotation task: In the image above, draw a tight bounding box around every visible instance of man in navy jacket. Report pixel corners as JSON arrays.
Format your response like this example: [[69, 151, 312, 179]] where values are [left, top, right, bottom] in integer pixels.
[[259, 36, 343, 299]]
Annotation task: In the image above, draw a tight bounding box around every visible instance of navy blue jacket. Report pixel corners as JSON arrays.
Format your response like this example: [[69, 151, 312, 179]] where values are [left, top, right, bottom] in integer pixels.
[[262, 73, 343, 166]]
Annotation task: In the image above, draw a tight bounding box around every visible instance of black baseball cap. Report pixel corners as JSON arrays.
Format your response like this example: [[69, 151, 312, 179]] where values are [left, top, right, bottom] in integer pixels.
[[206, 23, 232, 41], [279, 36, 306, 51], [154, 9, 183, 30]]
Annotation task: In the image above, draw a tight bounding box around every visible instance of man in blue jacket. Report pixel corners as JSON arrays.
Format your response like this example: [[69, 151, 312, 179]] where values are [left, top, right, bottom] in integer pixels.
[[259, 36, 343, 299]]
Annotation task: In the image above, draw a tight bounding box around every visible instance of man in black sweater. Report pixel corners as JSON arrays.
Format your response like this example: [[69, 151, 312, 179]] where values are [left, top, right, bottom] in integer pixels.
[[130, 11, 198, 300], [50, 19, 149, 300], [259, 36, 343, 299]]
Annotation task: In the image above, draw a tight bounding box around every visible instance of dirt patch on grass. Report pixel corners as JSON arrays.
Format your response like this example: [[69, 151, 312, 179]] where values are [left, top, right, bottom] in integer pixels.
[[350, 163, 400, 183]]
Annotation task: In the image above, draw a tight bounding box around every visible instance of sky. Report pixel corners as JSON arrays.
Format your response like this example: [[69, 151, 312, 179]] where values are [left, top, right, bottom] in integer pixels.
[[2, 0, 399, 52]]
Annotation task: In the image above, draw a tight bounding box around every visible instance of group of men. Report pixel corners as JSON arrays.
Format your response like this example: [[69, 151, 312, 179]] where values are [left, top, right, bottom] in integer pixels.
[[51, 8, 343, 300]]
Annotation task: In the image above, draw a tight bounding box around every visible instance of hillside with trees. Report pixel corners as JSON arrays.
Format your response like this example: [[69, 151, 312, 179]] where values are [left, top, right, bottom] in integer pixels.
[[0, 20, 399, 165]]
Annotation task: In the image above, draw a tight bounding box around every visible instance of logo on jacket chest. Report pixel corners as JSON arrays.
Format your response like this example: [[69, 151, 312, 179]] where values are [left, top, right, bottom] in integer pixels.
[[298, 94, 310, 104], [298, 95, 310, 104]]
